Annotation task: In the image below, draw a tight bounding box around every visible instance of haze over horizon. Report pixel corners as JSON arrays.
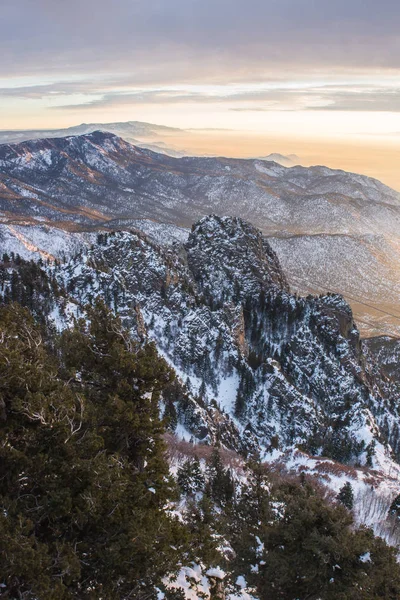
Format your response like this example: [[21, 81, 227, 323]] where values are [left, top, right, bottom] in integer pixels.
[[2, 0, 400, 189]]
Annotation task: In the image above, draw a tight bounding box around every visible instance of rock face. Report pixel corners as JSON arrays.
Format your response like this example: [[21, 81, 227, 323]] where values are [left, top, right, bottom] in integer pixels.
[[185, 216, 290, 303], [363, 336, 400, 449], [364, 336, 400, 385], [2, 214, 398, 468]]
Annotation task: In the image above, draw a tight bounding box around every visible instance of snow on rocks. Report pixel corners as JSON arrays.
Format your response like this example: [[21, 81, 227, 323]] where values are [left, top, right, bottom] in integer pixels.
[[4, 213, 400, 544]]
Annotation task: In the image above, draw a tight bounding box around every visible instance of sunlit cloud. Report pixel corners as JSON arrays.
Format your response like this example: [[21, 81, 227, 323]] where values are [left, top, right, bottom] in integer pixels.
[[1, 82, 394, 114]]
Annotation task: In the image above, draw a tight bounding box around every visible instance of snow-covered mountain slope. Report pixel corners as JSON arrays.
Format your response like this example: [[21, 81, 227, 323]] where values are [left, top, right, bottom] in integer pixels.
[[267, 447, 400, 546], [102, 218, 189, 245], [3, 215, 399, 465], [0, 223, 96, 261], [0, 220, 188, 264], [3, 214, 400, 543], [269, 233, 400, 337], [1, 131, 399, 231], [0, 130, 399, 336], [364, 336, 400, 404], [365, 336, 400, 383]]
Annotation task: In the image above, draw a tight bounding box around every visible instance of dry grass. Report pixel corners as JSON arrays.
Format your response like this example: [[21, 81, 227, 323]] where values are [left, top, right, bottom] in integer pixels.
[[164, 433, 245, 472], [313, 461, 359, 480]]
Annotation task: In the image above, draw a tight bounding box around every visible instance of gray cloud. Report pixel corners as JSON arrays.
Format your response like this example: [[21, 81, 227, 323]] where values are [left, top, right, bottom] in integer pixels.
[[0, 85, 54, 99], [50, 87, 292, 110], [0, 82, 97, 99], [310, 89, 400, 112], [2, 0, 400, 84], [44, 84, 400, 113]]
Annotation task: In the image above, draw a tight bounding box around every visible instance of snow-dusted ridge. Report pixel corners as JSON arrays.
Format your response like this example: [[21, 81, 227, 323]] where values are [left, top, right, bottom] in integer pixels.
[[1, 130, 400, 336], [0, 220, 189, 262]]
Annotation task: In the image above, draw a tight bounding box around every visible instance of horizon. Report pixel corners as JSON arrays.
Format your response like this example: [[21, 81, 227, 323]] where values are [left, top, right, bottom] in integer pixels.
[[1, 118, 400, 191], [2, 1, 400, 190]]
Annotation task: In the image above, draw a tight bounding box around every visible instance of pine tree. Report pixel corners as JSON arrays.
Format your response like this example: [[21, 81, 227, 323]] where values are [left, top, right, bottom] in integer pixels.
[[257, 481, 400, 600], [0, 301, 187, 599], [337, 481, 354, 510], [366, 440, 376, 467], [177, 456, 205, 496], [206, 448, 234, 506], [199, 379, 207, 399], [229, 461, 272, 585], [215, 332, 224, 363]]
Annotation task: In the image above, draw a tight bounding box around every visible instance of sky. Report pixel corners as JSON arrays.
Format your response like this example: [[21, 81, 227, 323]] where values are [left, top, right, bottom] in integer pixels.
[[2, 0, 400, 188]]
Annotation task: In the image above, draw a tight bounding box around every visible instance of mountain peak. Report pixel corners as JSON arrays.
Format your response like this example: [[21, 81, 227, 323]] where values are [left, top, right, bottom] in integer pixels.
[[0, 129, 125, 152], [78, 129, 119, 141], [186, 215, 289, 304], [70, 129, 134, 151], [258, 153, 301, 167]]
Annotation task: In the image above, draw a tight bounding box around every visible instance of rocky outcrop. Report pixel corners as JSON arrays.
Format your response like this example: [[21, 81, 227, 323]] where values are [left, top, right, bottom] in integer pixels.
[[1, 214, 399, 468]]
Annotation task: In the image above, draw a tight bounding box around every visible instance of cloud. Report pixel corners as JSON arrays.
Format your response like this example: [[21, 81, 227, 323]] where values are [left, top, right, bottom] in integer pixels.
[[2, 0, 400, 84], [2, 0, 400, 128], [41, 83, 400, 113], [309, 88, 400, 112], [0, 81, 99, 99], [231, 85, 400, 113]]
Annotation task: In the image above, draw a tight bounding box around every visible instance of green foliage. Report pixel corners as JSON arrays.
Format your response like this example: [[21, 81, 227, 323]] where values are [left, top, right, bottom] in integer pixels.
[[337, 481, 355, 510], [206, 448, 234, 506], [2, 301, 400, 599], [0, 301, 185, 599], [177, 456, 205, 496], [234, 363, 256, 418], [0, 259, 60, 320], [256, 482, 400, 600], [304, 425, 365, 464], [184, 464, 400, 600], [163, 588, 186, 600], [366, 440, 376, 467], [228, 461, 272, 582]]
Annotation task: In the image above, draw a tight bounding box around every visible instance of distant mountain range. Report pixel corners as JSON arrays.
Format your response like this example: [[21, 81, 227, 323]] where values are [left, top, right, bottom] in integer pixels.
[[0, 120, 302, 165], [0, 129, 399, 336], [257, 153, 300, 167], [0, 120, 186, 157]]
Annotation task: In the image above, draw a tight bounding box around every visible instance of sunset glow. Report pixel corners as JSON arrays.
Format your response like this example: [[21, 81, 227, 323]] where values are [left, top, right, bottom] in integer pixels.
[[2, 0, 400, 188]]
